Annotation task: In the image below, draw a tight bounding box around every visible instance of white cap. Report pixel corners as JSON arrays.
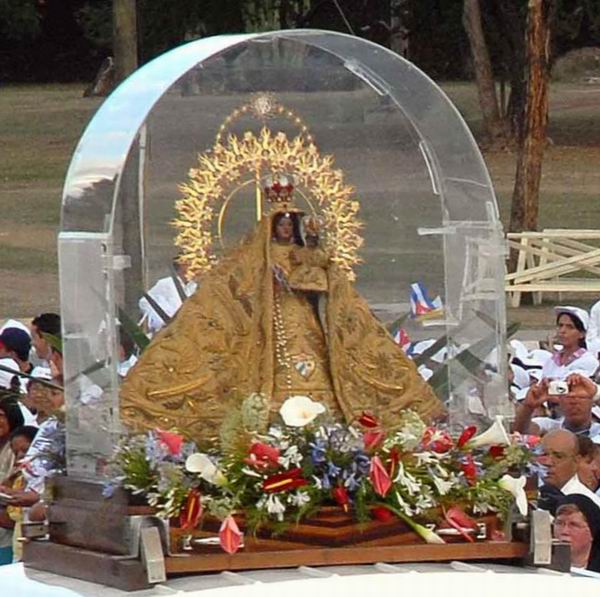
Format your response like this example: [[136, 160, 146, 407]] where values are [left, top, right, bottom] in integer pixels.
[[508, 340, 529, 361], [554, 305, 590, 332], [512, 386, 530, 402], [510, 363, 531, 389], [0, 357, 20, 390], [0, 319, 30, 337], [30, 366, 52, 381], [529, 368, 544, 382], [512, 348, 552, 370]]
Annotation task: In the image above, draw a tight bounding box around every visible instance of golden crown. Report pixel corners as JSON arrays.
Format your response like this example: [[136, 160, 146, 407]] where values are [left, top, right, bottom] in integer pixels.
[[264, 174, 294, 203]]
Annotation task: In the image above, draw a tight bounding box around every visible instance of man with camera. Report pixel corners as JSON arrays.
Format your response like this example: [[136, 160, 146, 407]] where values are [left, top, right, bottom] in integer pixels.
[[513, 374, 600, 439]]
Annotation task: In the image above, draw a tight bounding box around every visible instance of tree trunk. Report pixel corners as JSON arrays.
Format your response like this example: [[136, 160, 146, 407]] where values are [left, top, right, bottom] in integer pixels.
[[113, 0, 138, 85], [509, 0, 555, 270], [491, 0, 527, 137], [463, 0, 507, 142]]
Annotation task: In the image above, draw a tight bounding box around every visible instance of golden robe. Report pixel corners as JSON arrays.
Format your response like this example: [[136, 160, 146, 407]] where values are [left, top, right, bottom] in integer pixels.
[[120, 216, 445, 443]]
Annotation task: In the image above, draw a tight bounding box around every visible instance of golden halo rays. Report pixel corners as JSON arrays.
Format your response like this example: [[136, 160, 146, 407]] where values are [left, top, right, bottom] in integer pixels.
[[173, 128, 363, 280]]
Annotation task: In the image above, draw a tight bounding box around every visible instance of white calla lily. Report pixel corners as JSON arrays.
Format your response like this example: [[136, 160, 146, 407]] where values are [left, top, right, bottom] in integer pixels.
[[279, 395, 326, 427], [415, 523, 446, 545], [499, 474, 528, 516], [469, 416, 511, 448], [185, 453, 224, 485]]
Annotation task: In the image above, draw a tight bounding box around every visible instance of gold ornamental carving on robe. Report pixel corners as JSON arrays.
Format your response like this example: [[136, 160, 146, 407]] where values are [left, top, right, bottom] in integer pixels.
[[120, 96, 446, 444]]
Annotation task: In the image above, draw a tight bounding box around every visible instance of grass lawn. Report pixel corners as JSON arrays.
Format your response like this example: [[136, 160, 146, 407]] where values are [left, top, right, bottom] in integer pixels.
[[0, 81, 599, 321]]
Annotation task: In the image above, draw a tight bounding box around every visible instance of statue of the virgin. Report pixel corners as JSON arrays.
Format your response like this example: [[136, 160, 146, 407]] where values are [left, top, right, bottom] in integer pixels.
[[120, 97, 445, 443]]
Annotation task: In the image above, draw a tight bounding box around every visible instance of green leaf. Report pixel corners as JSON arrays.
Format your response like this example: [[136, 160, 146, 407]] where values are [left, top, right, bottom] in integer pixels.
[[427, 321, 522, 399], [385, 312, 410, 337], [43, 332, 62, 355], [413, 334, 448, 367], [117, 305, 150, 353]]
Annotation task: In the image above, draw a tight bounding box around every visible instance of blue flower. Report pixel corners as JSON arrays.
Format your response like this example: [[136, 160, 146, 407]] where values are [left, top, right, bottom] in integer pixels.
[[310, 440, 327, 464], [102, 481, 116, 498], [327, 461, 342, 478]]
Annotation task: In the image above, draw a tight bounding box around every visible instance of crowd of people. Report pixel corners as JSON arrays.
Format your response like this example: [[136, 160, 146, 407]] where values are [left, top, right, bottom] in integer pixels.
[[393, 301, 600, 574], [1, 291, 600, 572], [0, 313, 64, 564]]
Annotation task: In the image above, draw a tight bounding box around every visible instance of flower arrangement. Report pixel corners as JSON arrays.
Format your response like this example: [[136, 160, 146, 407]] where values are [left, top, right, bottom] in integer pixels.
[[106, 395, 536, 554]]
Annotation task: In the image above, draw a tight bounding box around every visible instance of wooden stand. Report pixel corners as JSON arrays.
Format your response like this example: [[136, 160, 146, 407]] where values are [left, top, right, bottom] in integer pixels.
[[166, 541, 528, 575], [22, 477, 530, 591]]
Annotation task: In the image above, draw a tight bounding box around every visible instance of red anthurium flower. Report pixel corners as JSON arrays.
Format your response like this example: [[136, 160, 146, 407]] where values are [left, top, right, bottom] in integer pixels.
[[364, 430, 385, 451], [179, 488, 203, 530], [489, 445, 505, 459], [457, 426, 477, 448], [358, 412, 379, 429], [219, 515, 243, 554], [244, 442, 280, 469], [444, 506, 478, 543], [155, 429, 184, 456], [370, 456, 392, 497], [422, 427, 454, 454], [263, 467, 308, 493], [332, 486, 350, 513], [461, 454, 477, 485], [371, 506, 395, 522]]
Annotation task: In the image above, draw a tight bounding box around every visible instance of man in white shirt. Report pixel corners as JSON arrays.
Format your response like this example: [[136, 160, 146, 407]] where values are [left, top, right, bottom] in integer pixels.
[[539, 429, 600, 509], [514, 374, 600, 439], [139, 259, 197, 335]]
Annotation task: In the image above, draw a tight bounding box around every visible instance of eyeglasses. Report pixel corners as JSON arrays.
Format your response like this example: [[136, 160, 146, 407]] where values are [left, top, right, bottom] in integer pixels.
[[555, 518, 590, 532]]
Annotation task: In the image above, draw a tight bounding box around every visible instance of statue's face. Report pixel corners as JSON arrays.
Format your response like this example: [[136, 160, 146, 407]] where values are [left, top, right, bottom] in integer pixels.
[[275, 217, 294, 242]]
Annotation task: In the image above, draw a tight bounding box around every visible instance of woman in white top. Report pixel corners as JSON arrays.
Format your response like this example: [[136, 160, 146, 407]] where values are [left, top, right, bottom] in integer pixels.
[[541, 306, 599, 380]]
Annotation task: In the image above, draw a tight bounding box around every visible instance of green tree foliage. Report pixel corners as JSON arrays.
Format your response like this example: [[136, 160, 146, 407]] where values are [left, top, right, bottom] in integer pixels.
[[0, 0, 40, 41], [554, 0, 600, 54], [76, 1, 112, 49], [3, 0, 600, 83]]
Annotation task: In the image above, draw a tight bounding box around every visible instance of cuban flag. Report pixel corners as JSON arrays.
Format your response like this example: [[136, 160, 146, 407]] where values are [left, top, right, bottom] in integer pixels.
[[394, 327, 412, 353], [410, 282, 443, 320]]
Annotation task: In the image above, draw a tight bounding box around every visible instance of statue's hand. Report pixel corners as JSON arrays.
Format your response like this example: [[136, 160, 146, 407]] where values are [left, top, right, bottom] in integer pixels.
[[289, 249, 302, 265]]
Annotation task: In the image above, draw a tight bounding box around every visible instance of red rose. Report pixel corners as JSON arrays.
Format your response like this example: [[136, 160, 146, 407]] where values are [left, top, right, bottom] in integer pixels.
[[245, 442, 281, 469], [155, 429, 184, 456]]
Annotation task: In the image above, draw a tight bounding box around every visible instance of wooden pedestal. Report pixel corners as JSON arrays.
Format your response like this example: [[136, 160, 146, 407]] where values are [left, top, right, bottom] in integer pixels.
[[22, 477, 530, 591], [24, 540, 152, 592], [165, 541, 529, 575]]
